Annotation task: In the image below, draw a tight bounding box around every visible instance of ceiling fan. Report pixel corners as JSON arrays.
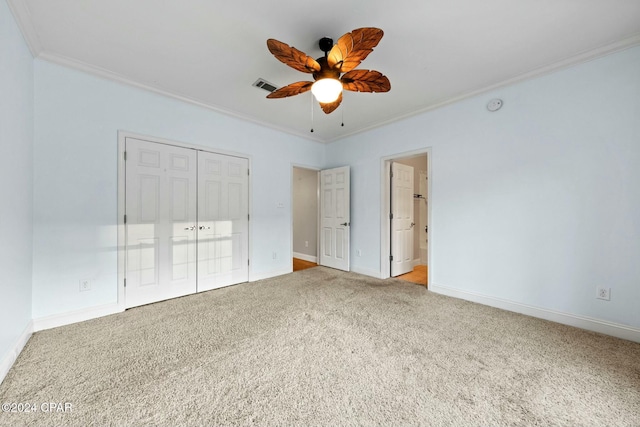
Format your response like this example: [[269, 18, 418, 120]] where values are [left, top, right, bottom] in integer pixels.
[[266, 27, 391, 114]]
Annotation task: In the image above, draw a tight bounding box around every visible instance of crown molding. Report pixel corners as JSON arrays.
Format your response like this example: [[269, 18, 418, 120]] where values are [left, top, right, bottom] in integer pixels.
[[326, 32, 640, 143], [38, 51, 324, 144], [13, 0, 640, 146], [6, 0, 42, 57]]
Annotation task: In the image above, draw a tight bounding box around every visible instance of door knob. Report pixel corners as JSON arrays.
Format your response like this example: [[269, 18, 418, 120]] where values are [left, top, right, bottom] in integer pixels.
[[340, 222, 350, 226], [198, 226, 211, 230], [410, 222, 415, 227], [184, 226, 196, 231]]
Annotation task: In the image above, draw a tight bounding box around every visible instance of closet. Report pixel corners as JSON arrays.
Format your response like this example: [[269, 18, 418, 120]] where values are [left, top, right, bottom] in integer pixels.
[[124, 137, 249, 308]]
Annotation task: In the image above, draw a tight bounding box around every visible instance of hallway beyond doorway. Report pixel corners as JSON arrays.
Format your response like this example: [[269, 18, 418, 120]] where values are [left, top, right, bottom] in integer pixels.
[[397, 265, 427, 287], [293, 258, 318, 272]]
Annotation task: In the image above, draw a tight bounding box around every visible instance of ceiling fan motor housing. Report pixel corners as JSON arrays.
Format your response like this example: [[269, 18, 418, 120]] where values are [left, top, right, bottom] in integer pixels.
[[314, 37, 340, 81], [313, 57, 341, 81], [319, 37, 333, 53]]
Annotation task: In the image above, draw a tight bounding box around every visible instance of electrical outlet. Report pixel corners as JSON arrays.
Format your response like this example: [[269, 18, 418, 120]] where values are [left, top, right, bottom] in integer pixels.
[[305, 241, 309, 247], [357, 249, 362, 256], [272, 252, 277, 260], [79, 279, 92, 292], [596, 286, 610, 301]]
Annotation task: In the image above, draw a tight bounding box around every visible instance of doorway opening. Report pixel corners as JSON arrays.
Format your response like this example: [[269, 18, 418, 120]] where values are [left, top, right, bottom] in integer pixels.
[[292, 166, 319, 272], [291, 165, 352, 273], [380, 149, 431, 287]]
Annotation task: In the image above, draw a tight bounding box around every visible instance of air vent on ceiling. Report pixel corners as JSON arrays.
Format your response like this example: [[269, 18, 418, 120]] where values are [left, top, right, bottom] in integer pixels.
[[253, 78, 278, 93]]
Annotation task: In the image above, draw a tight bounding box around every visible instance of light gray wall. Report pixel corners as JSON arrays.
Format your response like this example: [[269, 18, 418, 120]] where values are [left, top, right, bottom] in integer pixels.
[[326, 46, 640, 329], [4, 5, 639, 365], [32, 60, 325, 319], [0, 0, 33, 372], [292, 167, 318, 259], [395, 155, 427, 262]]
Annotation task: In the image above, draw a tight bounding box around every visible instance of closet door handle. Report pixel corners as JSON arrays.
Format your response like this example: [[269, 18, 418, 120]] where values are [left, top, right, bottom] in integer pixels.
[[340, 222, 350, 226], [199, 226, 211, 230], [410, 222, 415, 228], [184, 226, 196, 231]]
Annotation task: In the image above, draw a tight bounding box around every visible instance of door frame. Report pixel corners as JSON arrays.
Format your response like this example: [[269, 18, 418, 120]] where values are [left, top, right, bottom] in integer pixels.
[[379, 148, 432, 284], [117, 130, 252, 310], [290, 164, 320, 272]]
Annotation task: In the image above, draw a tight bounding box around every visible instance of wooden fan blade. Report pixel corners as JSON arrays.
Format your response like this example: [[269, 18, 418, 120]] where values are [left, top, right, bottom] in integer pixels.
[[327, 28, 384, 73], [266, 81, 313, 98], [267, 39, 321, 74], [319, 92, 343, 114], [341, 70, 390, 93]]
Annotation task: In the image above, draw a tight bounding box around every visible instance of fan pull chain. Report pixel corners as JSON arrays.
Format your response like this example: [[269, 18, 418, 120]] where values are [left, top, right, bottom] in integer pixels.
[[310, 94, 314, 133], [341, 102, 345, 127]]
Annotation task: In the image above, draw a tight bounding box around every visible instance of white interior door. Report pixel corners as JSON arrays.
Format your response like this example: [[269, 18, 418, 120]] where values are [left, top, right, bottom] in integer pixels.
[[391, 162, 414, 277], [125, 138, 197, 308], [419, 170, 428, 264], [197, 151, 249, 291], [319, 166, 350, 271]]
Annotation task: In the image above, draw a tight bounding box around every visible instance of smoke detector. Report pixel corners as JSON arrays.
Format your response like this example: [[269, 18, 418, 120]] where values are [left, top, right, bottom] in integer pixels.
[[487, 98, 503, 112]]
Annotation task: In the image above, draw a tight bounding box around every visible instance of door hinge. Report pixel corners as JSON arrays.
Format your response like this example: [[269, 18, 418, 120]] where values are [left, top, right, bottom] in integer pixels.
[[247, 169, 250, 176], [390, 170, 394, 178], [124, 151, 127, 161], [247, 214, 250, 221], [124, 278, 126, 288], [248, 259, 250, 266], [389, 213, 393, 220], [124, 214, 127, 224], [389, 255, 393, 261]]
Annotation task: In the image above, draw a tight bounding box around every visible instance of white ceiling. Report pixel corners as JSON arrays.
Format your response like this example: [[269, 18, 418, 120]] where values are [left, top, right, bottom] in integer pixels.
[[8, 0, 640, 143]]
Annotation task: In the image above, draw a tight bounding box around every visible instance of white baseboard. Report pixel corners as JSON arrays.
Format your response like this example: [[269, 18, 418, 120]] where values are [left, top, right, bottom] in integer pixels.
[[430, 283, 640, 343], [0, 320, 33, 385], [350, 266, 383, 279], [249, 267, 292, 282], [412, 258, 425, 268], [33, 303, 123, 332], [293, 252, 317, 263]]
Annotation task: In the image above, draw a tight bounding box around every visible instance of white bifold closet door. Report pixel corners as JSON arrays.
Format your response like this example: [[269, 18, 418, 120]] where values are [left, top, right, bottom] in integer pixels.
[[125, 138, 198, 308], [197, 151, 249, 292], [125, 138, 249, 308]]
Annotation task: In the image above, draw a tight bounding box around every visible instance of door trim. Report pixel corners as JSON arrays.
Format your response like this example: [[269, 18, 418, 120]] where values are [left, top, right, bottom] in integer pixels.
[[379, 148, 432, 284], [117, 131, 252, 309]]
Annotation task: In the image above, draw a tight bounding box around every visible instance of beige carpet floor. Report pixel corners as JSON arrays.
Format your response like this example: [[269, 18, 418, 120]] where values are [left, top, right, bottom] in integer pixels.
[[1, 267, 639, 426]]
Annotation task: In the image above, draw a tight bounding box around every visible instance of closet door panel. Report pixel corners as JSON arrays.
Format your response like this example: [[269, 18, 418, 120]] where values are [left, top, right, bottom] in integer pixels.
[[125, 138, 197, 308]]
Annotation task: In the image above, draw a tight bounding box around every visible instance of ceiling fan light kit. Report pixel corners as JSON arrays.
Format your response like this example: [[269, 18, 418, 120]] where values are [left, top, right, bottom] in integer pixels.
[[311, 78, 343, 103], [266, 27, 390, 115]]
